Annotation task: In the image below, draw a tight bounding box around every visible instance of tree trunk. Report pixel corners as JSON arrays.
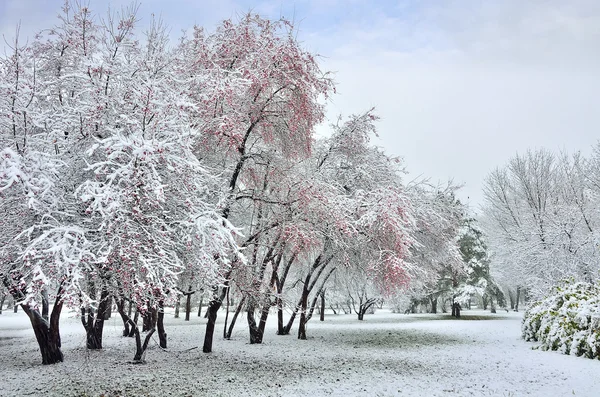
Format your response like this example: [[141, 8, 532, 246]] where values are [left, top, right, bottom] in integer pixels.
[[81, 290, 110, 350], [0, 293, 4, 314], [174, 297, 181, 318], [225, 296, 246, 339], [128, 310, 139, 337], [41, 289, 49, 321], [104, 296, 112, 320], [22, 288, 64, 365], [320, 291, 325, 321], [482, 296, 488, 310], [277, 296, 285, 335], [202, 279, 230, 353], [247, 300, 262, 344], [142, 309, 152, 332], [451, 302, 461, 318], [297, 285, 310, 340], [185, 291, 193, 321], [515, 286, 521, 312], [197, 296, 203, 317], [490, 297, 496, 314], [117, 298, 131, 337], [256, 301, 270, 342], [14, 304, 18, 313], [430, 295, 438, 314], [157, 302, 167, 349]]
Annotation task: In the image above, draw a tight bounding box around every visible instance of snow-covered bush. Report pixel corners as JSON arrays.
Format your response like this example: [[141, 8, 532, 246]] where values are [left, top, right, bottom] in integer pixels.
[[522, 280, 600, 359]]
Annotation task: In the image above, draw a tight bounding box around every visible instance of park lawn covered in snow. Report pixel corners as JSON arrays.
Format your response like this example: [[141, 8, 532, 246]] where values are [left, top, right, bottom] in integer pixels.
[[1, 309, 599, 397]]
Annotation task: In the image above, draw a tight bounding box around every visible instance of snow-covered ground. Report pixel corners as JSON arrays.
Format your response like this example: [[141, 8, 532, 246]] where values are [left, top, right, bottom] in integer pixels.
[[1, 308, 599, 396]]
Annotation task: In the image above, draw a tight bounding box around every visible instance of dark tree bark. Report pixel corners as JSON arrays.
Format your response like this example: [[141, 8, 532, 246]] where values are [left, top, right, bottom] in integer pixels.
[[41, 289, 49, 320], [297, 255, 333, 340], [22, 287, 65, 365], [451, 302, 461, 318], [103, 296, 112, 320], [225, 296, 246, 339], [0, 293, 5, 314], [482, 295, 489, 311], [202, 271, 231, 353], [14, 304, 18, 313], [81, 289, 110, 350], [129, 310, 139, 337], [184, 286, 195, 321], [132, 307, 157, 363], [117, 298, 131, 337], [157, 301, 167, 349], [247, 300, 262, 344], [319, 291, 325, 321]]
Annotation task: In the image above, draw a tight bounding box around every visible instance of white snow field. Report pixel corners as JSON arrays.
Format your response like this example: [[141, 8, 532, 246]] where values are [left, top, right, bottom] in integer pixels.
[[1, 309, 599, 397]]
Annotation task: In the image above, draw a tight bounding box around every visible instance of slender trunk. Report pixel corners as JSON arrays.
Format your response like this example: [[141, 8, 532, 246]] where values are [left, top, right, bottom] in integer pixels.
[[297, 285, 310, 340], [277, 296, 285, 335], [225, 296, 246, 339], [14, 304, 18, 313], [0, 293, 5, 314], [482, 296, 488, 311], [319, 291, 325, 322], [515, 287, 521, 312], [197, 297, 203, 317], [223, 287, 231, 339], [128, 310, 139, 337], [185, 291, 193, 321], [508, 289, 515, 310], [132, 307, 158, 362], [174, 297, 181, 319], [490, 296, 496, 314], [117, 298, 131, 337], [157, 302, 167, 349], [202, 279, 230, 353]]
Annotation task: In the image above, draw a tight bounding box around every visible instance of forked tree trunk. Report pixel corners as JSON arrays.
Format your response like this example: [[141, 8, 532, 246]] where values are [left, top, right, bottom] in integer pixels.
[[22, 288, 64, 365], [247, 300, 262, 344], [81, 289, 111, 350], [132, 310, 157, 363]]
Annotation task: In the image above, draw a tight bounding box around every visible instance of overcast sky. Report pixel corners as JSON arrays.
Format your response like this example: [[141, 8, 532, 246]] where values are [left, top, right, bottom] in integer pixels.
[[2, 0, 600, 210]]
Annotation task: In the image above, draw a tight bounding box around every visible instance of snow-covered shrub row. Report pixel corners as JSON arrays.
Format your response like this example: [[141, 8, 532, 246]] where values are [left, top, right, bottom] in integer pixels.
[[522, 280, 600, 359]]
